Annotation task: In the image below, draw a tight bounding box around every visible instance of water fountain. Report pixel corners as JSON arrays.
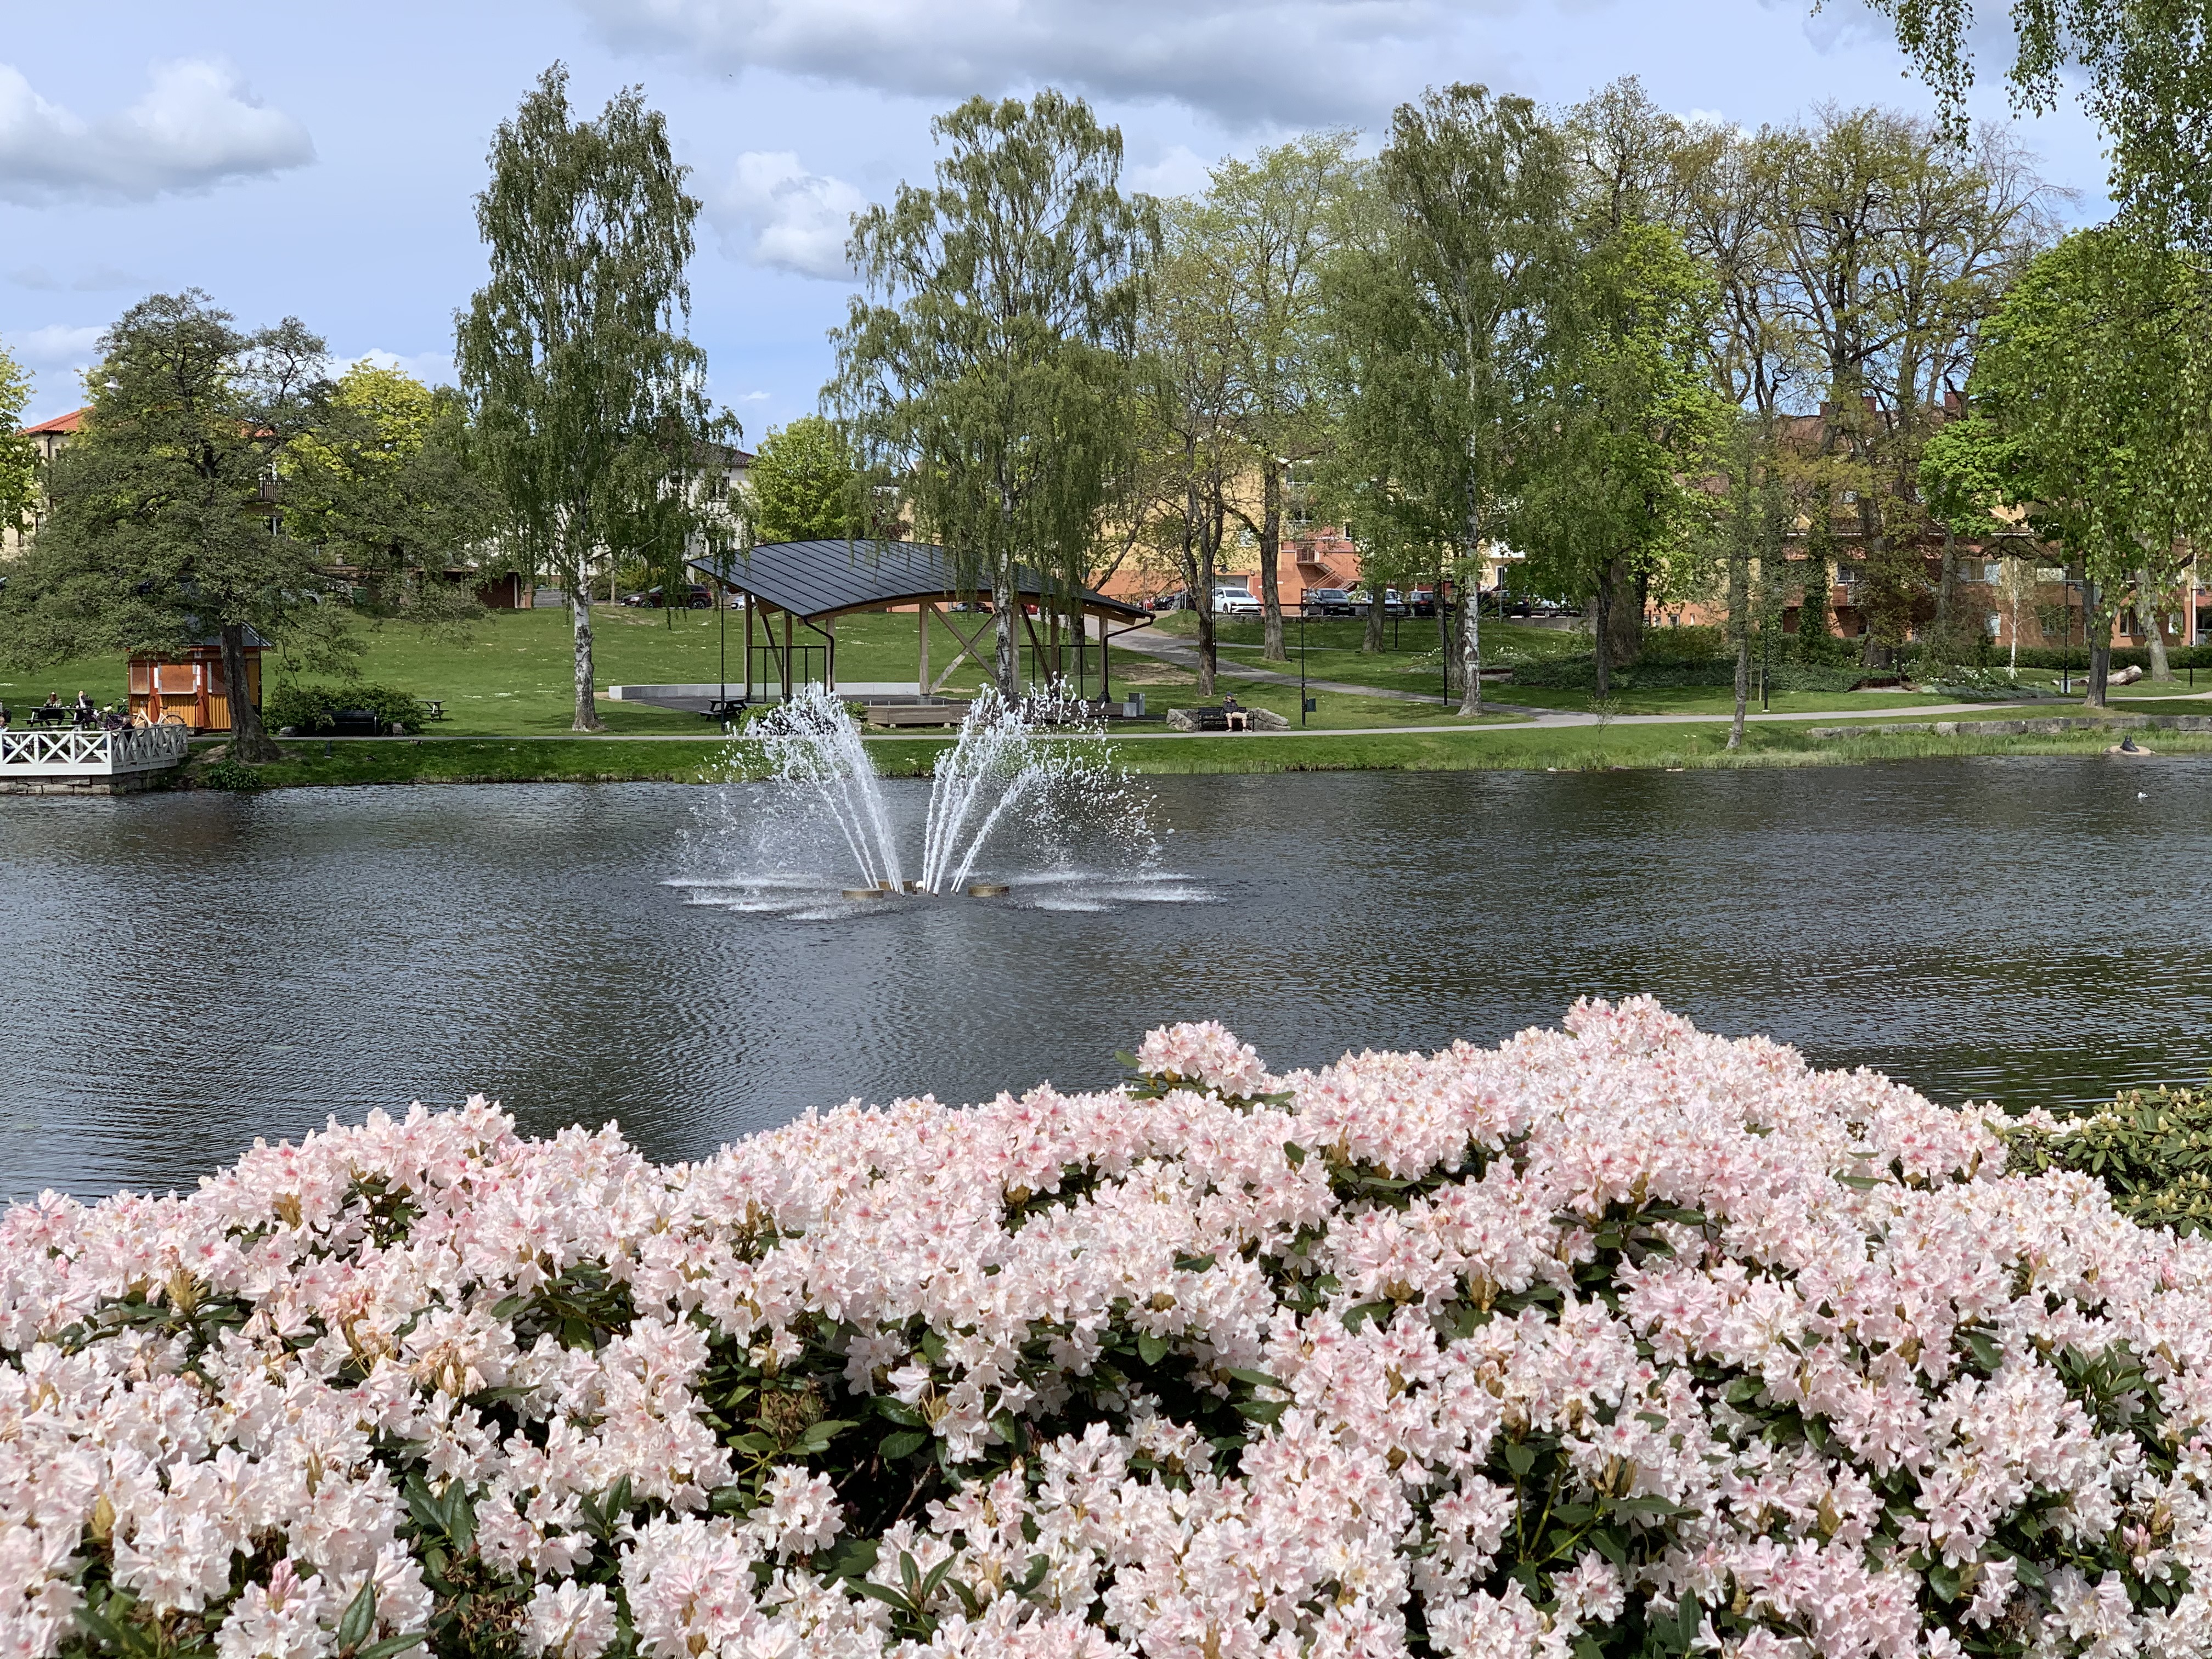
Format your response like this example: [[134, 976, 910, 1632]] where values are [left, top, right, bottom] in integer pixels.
[[673, 684, 1176, 916]]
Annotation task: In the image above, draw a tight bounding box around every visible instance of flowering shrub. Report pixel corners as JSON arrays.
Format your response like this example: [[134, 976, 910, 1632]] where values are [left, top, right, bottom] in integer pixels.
[[9, 1000, 2212, 1659], [2001, 1084, 2212, 1238]]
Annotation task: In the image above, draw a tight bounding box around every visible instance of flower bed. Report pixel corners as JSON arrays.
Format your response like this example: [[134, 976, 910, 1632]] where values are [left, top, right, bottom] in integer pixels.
[[8, 1000, 2212, 1659]]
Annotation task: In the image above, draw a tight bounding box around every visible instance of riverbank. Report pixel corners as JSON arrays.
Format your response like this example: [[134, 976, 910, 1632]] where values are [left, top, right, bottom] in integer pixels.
[[167, 709, 2212, 788]]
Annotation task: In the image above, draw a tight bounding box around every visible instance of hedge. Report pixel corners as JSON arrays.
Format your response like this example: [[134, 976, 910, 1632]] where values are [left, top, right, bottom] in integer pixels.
[[263, 682, 430, 735]]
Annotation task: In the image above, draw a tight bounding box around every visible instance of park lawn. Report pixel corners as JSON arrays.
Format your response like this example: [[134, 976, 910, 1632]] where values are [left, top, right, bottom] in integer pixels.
[[198, 713, 2212, 791], [4, 605, 1499, 736]]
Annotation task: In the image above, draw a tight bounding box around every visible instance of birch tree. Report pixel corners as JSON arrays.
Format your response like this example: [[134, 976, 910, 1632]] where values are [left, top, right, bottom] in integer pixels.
[[1208, 133, 1358, 662], [456, 65, 719, 731], [833, 91, 1153, 700], [1373, 84, 1573, 715]]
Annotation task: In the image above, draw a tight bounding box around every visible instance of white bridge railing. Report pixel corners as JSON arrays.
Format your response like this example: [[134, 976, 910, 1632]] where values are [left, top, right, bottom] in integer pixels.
[[0, 724, 191, 777]]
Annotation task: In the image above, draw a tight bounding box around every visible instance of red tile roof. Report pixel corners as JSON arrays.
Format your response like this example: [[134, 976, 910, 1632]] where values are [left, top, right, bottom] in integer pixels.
[[20, 408, 86, 436]]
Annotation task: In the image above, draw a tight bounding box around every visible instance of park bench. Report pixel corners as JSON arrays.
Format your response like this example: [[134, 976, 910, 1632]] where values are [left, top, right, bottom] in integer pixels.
[[330, 708, 383, 737]]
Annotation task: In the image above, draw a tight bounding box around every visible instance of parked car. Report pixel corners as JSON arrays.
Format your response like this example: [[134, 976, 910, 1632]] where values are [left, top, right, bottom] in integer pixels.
[[1212, 585, 1261, 616], [1408, 587, 1438, 617], [1301, 587, 1355, 617], [1147, 590, 1190, 612], [621, 584, 714, 609], [1346, 588, 1409, 617]]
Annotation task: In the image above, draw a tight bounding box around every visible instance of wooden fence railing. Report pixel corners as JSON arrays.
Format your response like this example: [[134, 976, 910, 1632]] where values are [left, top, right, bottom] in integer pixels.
[[0, 725, 191, 777]]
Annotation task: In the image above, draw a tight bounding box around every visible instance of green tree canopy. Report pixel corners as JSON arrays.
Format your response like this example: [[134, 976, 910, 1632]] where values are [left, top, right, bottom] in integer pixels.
[[0, 291, 342, 760], [1849, 0, 2212, 247], [281, 363, 493, 624], [0, 335, 35, 540], [1330, 82, 1574, 714], [1516, 223, 1729, 695], [833, 89, 1155, 698], [456, 63, 726, 731], [746, 415, 860, 543], [1961, 225, 2204, 701]]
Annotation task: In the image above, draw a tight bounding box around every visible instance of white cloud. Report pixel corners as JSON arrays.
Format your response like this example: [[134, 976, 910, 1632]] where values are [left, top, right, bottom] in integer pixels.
[[14, 323, 103, 366], [8, 263, 144, 292], [8, 323, 103, 420], [705, 151, 866, 280], [0, 58, 313, 205], [577, 0, 1503, 128], [1126, 144, 1214, 198], [340, 348, 459, 388]]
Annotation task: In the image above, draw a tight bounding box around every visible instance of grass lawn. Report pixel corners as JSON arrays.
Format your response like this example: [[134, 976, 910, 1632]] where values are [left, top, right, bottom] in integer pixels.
[[187, 713, 2212, 791], [3, 605, 1500, 736]]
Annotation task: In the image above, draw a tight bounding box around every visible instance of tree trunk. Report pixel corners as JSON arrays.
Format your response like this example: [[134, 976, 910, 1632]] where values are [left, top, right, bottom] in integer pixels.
[[1457, 488, 1483, 718], [1259, 458, 1286, 662], [1726, 540, 1750, 753], [1362, 584, 1385, 653], [1458, 574, 1483, 718], [1934, 528, 1960, 661], [992, 563, 1019, 700], [571, 588, 603, 731], [1593, 571, 1613, 699], [1604, 556, 1643, 667], [1438, 563, 1456, 696], [2084, 578, 2109, 707], [220, 621, 280, 762], [2140, 567, 2173, 681]]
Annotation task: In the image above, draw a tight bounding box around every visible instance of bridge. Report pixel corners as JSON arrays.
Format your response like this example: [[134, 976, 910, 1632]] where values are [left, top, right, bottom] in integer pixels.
[[0, 726, 192, 794]]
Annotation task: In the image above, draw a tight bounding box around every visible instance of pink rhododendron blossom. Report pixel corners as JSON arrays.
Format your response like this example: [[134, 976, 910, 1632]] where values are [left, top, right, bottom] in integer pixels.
[[10, 1003, 2212, 1659], [1133, 1020, 1272, 1099]]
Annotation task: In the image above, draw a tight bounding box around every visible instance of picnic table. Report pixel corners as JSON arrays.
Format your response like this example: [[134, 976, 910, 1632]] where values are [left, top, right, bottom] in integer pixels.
[[25, 706, 75, 729]]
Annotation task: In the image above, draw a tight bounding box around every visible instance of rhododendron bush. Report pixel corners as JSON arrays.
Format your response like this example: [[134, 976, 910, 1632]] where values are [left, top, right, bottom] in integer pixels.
[[10, 1000, 2212, 1659]]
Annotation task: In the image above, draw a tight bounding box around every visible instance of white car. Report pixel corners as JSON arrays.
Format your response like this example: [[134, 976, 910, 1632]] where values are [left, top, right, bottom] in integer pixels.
[[1212, 586, 1261, 616]]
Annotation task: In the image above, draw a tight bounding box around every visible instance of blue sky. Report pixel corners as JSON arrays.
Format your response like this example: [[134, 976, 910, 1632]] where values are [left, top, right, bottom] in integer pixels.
[[0, 0, 2108, 433]]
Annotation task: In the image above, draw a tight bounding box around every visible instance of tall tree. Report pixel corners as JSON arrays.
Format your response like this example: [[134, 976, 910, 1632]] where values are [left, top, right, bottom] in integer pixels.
[[834, 90, 1154, 699], [1370, 83, 1574, 715], [1851, 0, 2212, 249], [281, 363, 494, 625], [1962, 227, 2204, 703], [1132, 194, 1242, 695], [456, 64, 721, 731], [1517, 224, 1729, 696], [0, 291, 337, 761], [1207, 133, 1358, 662], [747, 416, 861, 543], [0, 335, 35, 541]]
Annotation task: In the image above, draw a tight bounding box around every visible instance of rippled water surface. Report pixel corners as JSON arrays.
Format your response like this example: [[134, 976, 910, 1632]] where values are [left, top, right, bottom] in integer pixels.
[[5, 757, 2210, 1198]]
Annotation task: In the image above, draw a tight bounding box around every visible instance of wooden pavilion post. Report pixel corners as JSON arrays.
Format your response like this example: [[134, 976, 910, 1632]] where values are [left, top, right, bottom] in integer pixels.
[[918, 604, 930, 697], [744, 588, 755, 703], [781, 610, 794, 703]]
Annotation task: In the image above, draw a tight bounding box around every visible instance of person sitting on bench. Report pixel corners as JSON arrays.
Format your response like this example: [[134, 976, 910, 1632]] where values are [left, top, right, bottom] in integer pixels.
[[1223, 691, 1249, 732]]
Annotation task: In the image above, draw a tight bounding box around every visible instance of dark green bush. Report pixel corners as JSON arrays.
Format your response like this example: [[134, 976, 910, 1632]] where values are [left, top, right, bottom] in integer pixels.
[[265, 682, 428, 735], [197, 756, 265, 791], [1508, 654, 1871, 692], [1999, 1082, 2212, 1235], [1633, 624, 1726, 662]]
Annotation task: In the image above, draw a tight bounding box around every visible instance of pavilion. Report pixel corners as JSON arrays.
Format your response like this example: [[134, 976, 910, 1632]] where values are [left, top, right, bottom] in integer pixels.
[[686, 539, 1153, 704]]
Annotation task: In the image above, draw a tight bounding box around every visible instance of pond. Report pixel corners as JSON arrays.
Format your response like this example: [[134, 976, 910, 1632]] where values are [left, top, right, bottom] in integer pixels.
[[4, 756, 2210, 1199]]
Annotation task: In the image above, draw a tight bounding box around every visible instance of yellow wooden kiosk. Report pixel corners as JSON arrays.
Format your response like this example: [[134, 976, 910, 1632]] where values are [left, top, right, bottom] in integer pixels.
[[127, 628, 267, 731]]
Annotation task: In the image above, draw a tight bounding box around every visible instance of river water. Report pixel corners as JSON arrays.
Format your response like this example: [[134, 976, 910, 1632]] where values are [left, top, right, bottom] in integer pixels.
[[4, 757, 2209, 1199]]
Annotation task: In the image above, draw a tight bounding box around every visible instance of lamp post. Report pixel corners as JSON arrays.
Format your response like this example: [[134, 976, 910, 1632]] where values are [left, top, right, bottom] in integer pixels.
[[1299, 602, 1308, 727]]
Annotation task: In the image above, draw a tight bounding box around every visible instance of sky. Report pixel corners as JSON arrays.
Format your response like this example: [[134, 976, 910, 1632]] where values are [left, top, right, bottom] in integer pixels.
[[0, 0, 2111, 433]]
